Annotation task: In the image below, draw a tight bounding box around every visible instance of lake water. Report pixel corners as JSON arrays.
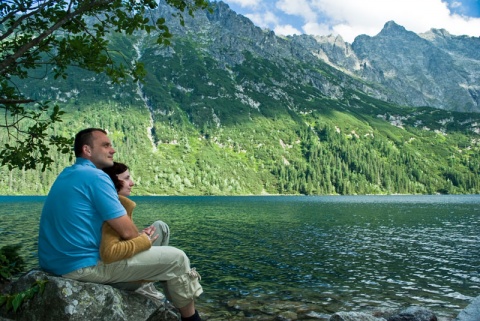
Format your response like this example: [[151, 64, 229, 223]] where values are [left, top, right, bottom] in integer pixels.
[[1, 195, 479, 320]]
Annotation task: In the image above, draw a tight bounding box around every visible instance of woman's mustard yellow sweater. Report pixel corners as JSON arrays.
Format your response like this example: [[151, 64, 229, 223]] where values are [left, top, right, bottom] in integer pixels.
[[99, 195, 151, 264]]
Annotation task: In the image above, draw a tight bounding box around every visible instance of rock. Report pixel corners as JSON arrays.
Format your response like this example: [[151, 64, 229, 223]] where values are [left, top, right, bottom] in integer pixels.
[[387, 306, 437, 321], [0, 270, 179, 321], [276, 310, 298, 320], [454, 295, 480, 321], [330, 311, 386, 321]]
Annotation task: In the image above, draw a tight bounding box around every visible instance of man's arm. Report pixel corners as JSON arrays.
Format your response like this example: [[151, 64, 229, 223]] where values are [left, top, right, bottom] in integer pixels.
[[106, 215, 140, 240]]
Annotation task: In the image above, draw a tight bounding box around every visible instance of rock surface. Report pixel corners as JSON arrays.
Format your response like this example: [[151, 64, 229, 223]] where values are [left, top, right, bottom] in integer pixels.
[[0, 270, 179, 321], [2, 269, 480, 321], [454, 295, 480, 321], [386, 306, 437, 321], [330, 311, 386, 320]]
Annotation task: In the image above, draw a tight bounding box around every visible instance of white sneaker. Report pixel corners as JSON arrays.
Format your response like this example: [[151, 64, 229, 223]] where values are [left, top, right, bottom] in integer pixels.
[[135, 282, 165, 301]]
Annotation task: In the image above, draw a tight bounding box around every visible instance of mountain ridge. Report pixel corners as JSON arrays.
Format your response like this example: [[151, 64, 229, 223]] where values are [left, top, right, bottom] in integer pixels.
[[177, 2, 480, 113]]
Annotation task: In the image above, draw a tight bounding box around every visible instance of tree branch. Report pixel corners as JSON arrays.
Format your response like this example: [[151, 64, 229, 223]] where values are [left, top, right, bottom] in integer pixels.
[[0, 99, 35, 104], [0, 0, 116, 75], [0, 0, 59, 42]]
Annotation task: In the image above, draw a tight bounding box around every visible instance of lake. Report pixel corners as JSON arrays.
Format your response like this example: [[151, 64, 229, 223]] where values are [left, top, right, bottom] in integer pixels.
[[1, 195, 479, 320]]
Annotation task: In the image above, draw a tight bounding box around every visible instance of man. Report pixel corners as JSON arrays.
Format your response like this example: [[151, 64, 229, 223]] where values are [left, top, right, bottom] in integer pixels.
[[38, 128, 202, 321]]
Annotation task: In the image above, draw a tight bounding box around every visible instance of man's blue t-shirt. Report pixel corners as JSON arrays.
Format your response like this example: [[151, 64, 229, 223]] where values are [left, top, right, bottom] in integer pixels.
[[38, 158, 126, 275]]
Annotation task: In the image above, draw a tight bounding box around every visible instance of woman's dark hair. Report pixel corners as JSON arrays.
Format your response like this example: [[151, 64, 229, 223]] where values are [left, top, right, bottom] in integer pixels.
[[74, 128, 107, 157], [102, 162, 128, 192]]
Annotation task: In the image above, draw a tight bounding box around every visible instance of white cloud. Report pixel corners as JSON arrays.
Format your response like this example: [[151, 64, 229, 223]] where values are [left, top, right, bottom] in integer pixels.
[[440, 14, 480, 38], [275, 0, 317, 22], [306, 0, 480, 42], [449, 1, 462, 9], [246, 11, 280, 29], [245, 5, 304, 35], [227, 0, 263, 8], [302, 22, 333, 36], [274, 24, 302, 35]]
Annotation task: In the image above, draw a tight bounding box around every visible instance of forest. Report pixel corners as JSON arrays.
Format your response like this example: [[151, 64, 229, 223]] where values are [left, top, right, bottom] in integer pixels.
[[1, 93, 479, 196]]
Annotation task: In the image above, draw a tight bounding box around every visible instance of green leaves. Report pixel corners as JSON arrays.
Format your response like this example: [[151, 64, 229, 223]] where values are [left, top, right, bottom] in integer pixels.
[[0, 0, 210, 171], [0, 244, 25, 282], [0, 280, 48, 313], [0, 244, 47, 313], [0, 100, 73, 171]]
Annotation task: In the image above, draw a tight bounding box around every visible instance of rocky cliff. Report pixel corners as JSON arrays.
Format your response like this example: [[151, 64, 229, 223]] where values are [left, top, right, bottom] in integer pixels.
[[151, 1, 480, 113]]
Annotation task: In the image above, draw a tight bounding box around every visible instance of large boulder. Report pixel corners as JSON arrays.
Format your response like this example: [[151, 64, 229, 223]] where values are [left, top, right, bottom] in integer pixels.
[[0, 270, 179, 321], [454, 295, 480, 321], [387, 306, 437, 321]]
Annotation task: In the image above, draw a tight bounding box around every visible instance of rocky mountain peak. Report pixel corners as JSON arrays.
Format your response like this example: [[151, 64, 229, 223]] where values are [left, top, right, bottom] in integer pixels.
[[379, 20, 408, 35], [422, 28, 452, 39]]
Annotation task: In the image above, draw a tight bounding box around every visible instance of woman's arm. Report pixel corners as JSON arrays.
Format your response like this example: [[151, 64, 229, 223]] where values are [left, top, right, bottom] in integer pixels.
[[99, 222, 151, 264]]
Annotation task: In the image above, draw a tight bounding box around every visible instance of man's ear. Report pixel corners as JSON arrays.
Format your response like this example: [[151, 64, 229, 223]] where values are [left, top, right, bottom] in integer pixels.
[[82, 145, 92, 156]]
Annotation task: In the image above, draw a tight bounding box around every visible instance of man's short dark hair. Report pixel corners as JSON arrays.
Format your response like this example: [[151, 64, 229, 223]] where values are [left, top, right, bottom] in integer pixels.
[[74, 128, 107, 157]]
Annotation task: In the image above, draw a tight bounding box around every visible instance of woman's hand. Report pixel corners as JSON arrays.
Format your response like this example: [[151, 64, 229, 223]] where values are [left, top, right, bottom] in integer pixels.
[[142, 225, 156, 236], [142, 225, 159, 244]]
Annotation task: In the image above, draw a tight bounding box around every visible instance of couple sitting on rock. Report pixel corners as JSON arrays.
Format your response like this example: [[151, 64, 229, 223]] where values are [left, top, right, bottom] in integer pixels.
[[38, 128, 203, 321]]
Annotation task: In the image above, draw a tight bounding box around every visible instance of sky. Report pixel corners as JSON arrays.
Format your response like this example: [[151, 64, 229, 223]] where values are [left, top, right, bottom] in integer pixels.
[[217, 0, 480, 43]]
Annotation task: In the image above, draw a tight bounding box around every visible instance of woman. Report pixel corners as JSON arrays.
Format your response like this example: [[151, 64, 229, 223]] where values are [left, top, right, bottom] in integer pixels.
[[100, 162, 171, 300], [101, 162, 203, 321]]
